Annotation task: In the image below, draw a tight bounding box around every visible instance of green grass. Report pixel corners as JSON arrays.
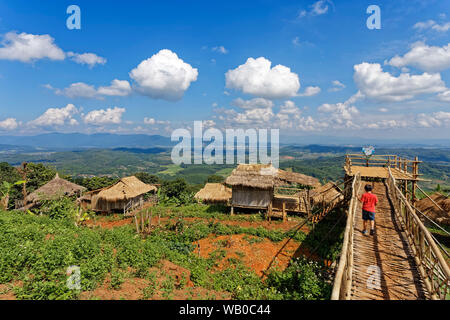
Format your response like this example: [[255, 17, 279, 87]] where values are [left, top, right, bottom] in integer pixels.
[[0, 208, 331, 300]]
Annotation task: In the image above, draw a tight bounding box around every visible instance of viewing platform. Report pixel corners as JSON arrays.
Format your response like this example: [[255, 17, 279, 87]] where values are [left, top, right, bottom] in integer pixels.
[[344, 154, 422, 181]]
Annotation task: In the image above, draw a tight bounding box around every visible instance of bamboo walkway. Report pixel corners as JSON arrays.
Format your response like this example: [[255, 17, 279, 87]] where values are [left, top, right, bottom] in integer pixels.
[[350, 182, 429, 300]]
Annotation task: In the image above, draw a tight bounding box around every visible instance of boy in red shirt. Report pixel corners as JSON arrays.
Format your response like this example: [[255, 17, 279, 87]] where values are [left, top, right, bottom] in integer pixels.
[[358, 184, 378, 235]]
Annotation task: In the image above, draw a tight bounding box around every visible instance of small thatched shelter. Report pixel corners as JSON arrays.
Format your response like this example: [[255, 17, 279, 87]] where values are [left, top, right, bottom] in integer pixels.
[[194, 183, 232, 204], [90, 176, 157, 213], [225, 164, 320, 211], [310, 182, 344, 208], [26, 173, 86, 205], [416, 193, 450, 225]]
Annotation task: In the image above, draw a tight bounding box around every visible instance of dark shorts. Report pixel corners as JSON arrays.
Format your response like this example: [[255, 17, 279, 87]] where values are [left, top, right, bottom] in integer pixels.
[[362, 210, 375, 221]]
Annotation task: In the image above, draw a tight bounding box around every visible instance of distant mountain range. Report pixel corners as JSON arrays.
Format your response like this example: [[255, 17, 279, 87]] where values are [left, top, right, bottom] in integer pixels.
[[0, 133, 174, 149], [0, 132, 449, 150]]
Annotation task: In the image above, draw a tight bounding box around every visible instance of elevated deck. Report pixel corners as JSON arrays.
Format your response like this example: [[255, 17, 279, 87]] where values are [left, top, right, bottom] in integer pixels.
[[344, 154, 421, 181], [344, 166, 416, 181]]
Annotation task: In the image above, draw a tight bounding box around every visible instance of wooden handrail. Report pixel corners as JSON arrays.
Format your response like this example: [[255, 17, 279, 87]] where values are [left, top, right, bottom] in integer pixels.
[[386, 167, 450, 300], [331, 172, 361, 300]]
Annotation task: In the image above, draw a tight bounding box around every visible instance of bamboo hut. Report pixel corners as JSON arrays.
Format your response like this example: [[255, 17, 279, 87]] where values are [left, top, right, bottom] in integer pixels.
[[415, 193, 450, 225], [89, 176, 157, 213], [194, 183, 232, 204], [310, 182, 344, 208], [225, 164, 320, 214], [25, 173, 86, 207]]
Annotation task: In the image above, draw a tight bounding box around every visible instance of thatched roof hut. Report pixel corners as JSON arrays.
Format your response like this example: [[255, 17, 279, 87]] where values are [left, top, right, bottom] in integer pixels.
[[310, 182, 344, 207], [416, 193, 450, 225], [91, 176, 157, 213], [225, 164, 320, 189], [194, 183, 232, 204], [27, 173, 86, 203]]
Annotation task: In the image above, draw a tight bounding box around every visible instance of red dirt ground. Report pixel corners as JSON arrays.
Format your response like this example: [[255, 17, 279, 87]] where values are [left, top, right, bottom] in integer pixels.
[[80, 260, 231, 300], [193, 234, 318, 277]]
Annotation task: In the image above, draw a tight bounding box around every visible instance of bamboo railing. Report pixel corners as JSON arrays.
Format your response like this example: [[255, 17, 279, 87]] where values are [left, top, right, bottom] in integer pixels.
[[345, 154, 420, 175], [386, 167, 450, 300], [331, 172, 361, 300]]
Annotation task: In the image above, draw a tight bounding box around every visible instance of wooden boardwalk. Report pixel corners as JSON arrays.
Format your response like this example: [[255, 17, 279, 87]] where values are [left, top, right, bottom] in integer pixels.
[[350, 182, 429, 300]]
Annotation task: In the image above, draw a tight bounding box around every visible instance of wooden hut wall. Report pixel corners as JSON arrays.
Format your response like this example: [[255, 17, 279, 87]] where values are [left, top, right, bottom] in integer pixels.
[[272, 195, 307, 213], [231, 186, 272, 208]]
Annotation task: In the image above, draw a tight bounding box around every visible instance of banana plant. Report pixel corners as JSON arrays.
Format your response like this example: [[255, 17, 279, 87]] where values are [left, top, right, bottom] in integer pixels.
[[0, 180, 26, 210]]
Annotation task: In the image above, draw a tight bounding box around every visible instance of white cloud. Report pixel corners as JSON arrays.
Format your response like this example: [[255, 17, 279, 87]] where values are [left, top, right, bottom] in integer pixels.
[[225, 57, 300, 99], [129, 49, 198, 101], [353, 62, 446, 101], [318, 102, 359, 127], [311, 0, 330, 15], [329, 80, 346, 92], [0, 31, 65, 62], [414, 20, 450, 32], [83, 107, 125, 125], [292, 37, 301, 47], [416, 112, 450, 128], [231, 97, 274, 109], [29, 104, 78, 127], [437, 90, 450, 102], [49, 79, 131, 98], [144, 117, 156, 125], [55, 82, 98, 99], [67, 52, 107, 68], [212, 46, 228, 54], [0, 118, 18, 130], [298, 86, 321, 96], [386, 42, 450, 72], [367, 119, 409, 129], [379, 108, 388, 112], [97, 79, 132, 96]]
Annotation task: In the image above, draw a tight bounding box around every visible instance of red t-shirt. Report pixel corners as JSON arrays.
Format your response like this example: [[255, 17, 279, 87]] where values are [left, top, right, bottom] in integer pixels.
[[361, 192, 378, 213]]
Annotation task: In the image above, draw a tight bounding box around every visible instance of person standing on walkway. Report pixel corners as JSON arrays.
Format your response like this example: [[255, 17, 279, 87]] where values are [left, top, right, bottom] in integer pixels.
[[358, 184, 378, 235]]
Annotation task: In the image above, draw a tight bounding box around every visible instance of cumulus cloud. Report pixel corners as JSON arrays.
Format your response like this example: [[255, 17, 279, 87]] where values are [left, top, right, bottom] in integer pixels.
[[437, 90, 450, 102], [318, 102, 359, 128], [386, 42, 450, 72], [67, 52, 107, 68], [297, 0, 332, 19], [48, 79, 131, 98], [55, 82, 98, 99], [29, 104, 79, 127], [416, 112, 450, 128], [367, 119, 409, 129], [298, 86, 321, 96], [0, 31, 65, 62], [0, 118, 18, 130], [129, 49, 198, 101], [414, 20, 450, 32], [97, 79, 132, 97], [83, 107, 125, 125], [353, 62, 446, 101], [143, 117, 169, 125], [225, 57, 300, 99], [231, 97, 274, 109]]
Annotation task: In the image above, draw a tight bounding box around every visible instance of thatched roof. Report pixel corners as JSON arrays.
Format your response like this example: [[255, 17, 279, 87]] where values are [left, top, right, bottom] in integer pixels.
[[416, 192, 450, 225], [194, 183, 232, 203], [225, 164, 320, 190], [91, 176, 156, 205], [27, 173, 86, 203], [310, 182, 343, 206]]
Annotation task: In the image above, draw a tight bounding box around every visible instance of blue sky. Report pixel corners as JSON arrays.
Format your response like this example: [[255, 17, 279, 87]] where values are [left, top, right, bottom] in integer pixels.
[[0, 0, 449, 140]]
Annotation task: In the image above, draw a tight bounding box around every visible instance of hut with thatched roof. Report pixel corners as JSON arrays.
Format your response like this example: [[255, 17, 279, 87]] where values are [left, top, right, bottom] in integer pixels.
[[415, 192, 450, 225], [194, 183, 232, 204], [89, 176, 157, 213], [25, 173, 86, 207], [225, 164, 320, 215], [310, 182, 344, 208]]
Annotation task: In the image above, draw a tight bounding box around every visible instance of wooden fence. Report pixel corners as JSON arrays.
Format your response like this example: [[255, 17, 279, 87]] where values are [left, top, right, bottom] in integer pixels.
[[331, 172, 361, 300], [386, 167, 450, 299]]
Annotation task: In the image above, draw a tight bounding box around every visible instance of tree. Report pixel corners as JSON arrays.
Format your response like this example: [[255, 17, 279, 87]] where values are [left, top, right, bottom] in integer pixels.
[[134, 172, 161, 185], [205, 174, 224, 184], [0, 180, 26, 210]]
